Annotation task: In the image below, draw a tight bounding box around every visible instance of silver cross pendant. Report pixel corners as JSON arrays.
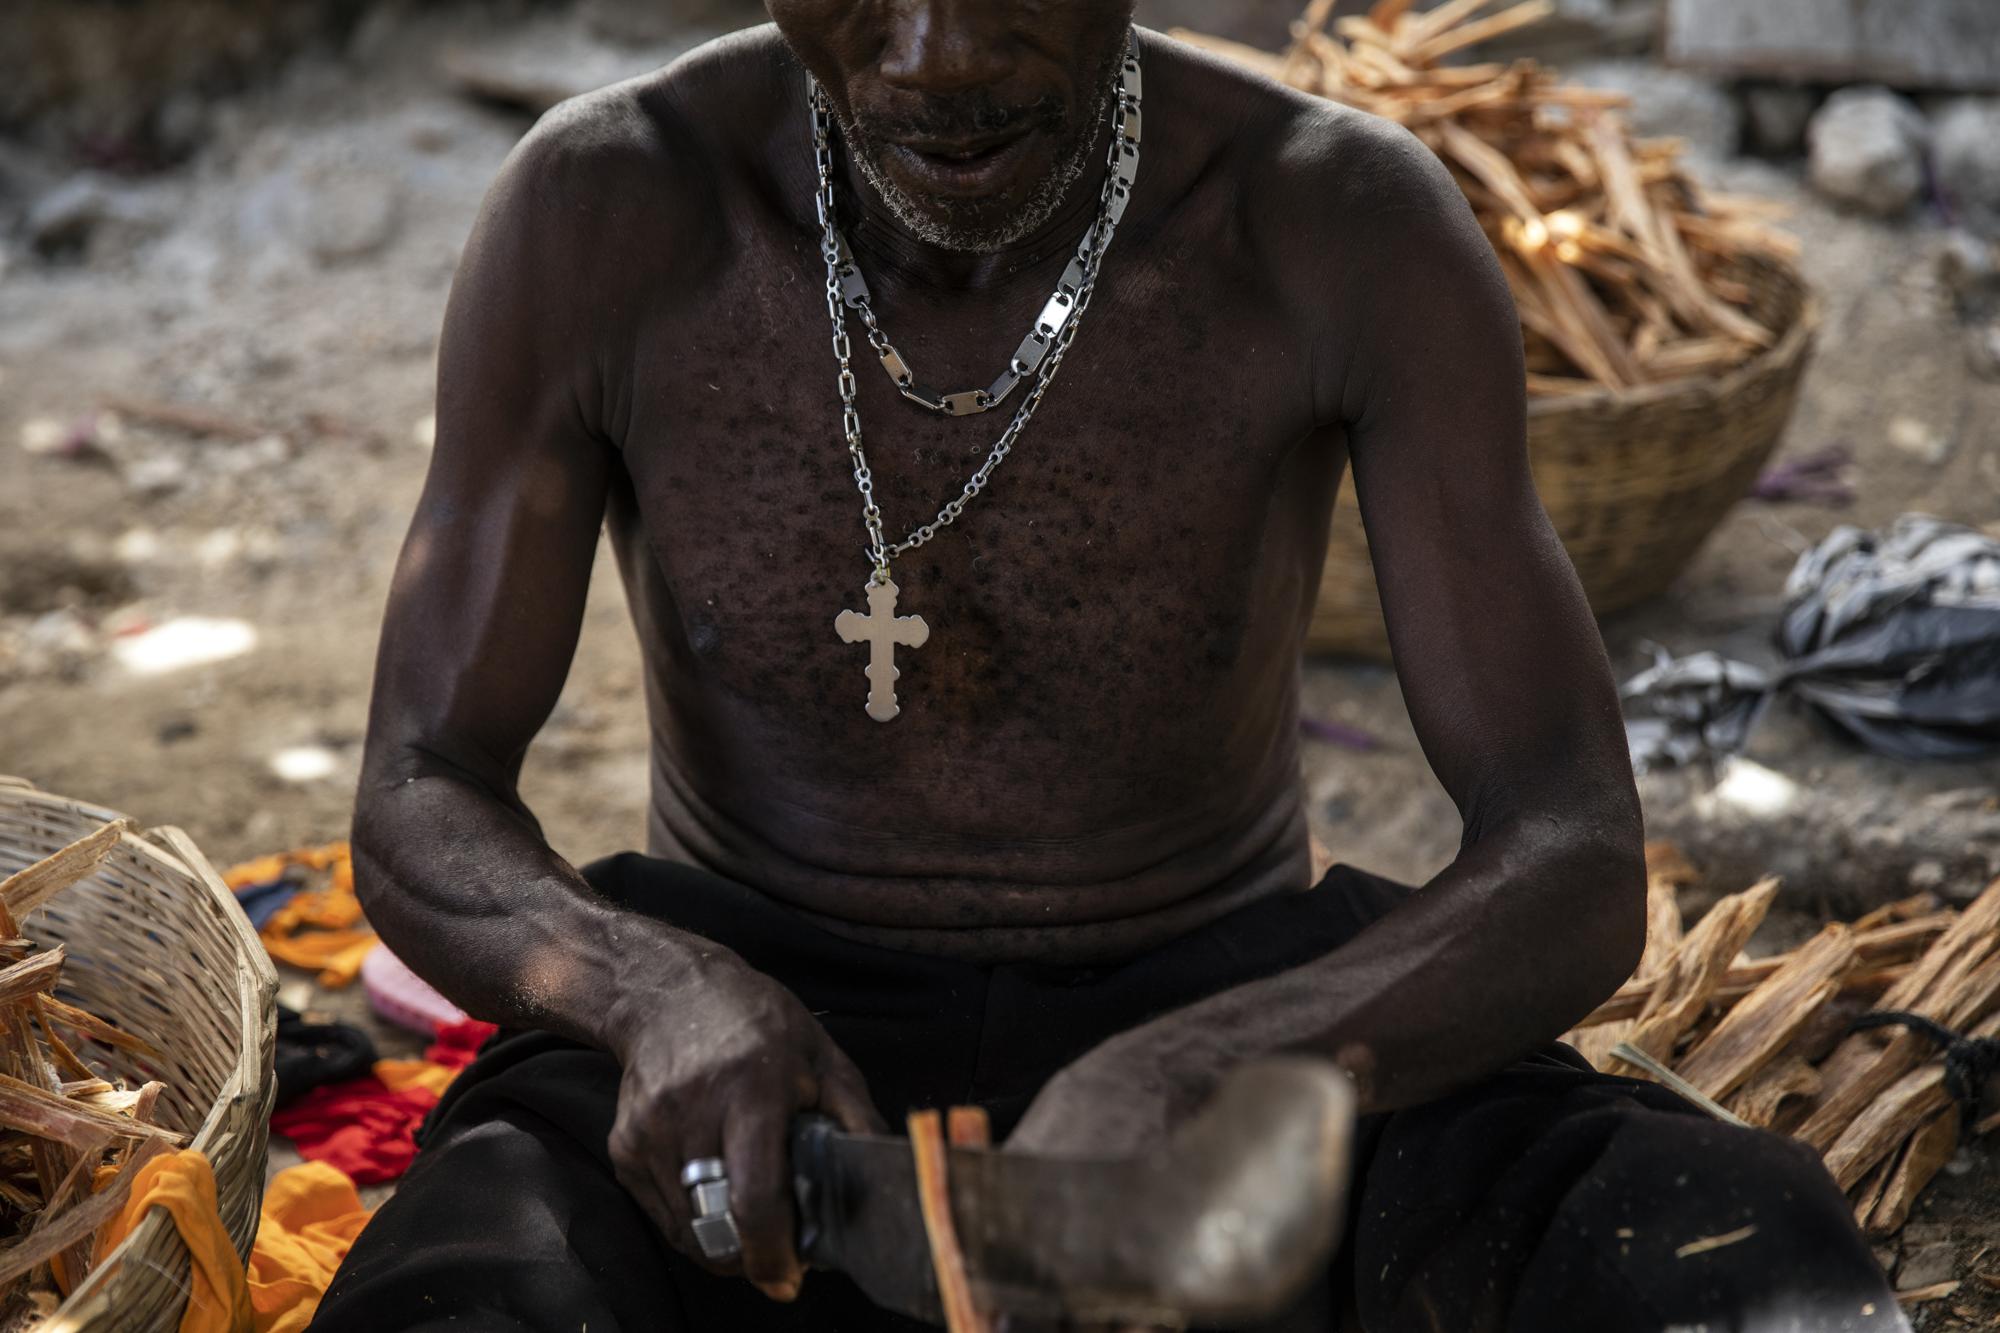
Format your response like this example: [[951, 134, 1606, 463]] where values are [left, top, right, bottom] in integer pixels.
[[833, 578, 929, 722]]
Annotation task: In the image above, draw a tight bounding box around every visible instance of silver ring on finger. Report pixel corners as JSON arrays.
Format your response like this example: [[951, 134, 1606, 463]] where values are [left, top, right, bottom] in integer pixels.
[[681, 1157, 742, 1262]]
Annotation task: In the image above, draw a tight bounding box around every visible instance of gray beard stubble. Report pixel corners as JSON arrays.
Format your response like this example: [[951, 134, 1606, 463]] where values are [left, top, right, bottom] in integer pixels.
[[832, 38, 1125, 255]]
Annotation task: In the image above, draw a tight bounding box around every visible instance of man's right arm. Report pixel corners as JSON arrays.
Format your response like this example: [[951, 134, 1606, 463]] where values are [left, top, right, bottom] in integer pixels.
[[352, 110, 878, 1300], [353, 116, 633, 1056]]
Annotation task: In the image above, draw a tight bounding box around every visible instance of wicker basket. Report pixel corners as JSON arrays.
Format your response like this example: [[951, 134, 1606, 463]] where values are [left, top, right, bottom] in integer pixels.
[[1307, 253, 1820, 658], [0, 777, 275, 1332]]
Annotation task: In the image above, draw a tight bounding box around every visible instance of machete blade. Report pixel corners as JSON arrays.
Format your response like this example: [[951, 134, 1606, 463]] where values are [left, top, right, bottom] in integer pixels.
[[792, 1057, 1356, 1329]]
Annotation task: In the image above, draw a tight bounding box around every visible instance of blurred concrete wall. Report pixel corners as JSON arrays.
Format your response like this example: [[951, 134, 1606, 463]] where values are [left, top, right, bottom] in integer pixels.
[[1667, 0, 2000, 92]]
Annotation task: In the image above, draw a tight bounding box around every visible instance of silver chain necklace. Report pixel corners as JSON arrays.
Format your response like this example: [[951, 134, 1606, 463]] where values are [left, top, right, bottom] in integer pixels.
[[816, 33, 1142, 722]]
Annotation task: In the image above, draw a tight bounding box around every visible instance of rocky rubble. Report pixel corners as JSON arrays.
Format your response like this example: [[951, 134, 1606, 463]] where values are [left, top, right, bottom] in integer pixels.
[[1806, 87, 1931, 218], [1934, 99, 2000, 235]]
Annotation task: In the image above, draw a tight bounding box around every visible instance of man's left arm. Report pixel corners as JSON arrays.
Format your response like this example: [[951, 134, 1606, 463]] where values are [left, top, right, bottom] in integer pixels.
[[1017, 128, 1646, 1141]]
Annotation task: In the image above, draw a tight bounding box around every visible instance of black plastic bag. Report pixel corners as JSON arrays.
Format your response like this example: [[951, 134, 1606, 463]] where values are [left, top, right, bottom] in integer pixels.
[[1624, 515, 2000, 768]]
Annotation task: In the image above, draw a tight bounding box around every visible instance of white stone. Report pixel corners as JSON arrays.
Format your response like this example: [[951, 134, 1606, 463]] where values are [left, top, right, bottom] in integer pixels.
[[1934, 98, 2000, 234], [1807, 87, 1930, 217], [1706, 758, 1800, 818], [1896, 1243, 1956, 1292], [110, 616, 257, 676], [18, 417, 67, 455], [113, 528, 162, 565], [1887, 416, 1953, 464], [269, 745, 340, 783]]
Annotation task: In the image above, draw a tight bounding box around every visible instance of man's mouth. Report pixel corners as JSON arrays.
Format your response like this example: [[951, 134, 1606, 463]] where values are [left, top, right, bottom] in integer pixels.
[[882, 129, 1038, 198]]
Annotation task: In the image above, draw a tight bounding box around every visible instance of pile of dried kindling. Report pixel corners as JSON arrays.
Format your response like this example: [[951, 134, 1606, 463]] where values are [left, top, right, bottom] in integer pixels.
[[1571, 845, 2000, 1245], [1173, 0, 1801, 396], [0, 821, 182, 1318]]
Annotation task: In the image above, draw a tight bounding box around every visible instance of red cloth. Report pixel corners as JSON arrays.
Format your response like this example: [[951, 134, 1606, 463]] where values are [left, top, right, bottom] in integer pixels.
[[271, 1075, 438, 1186], [269, 1020, 496, 1186], [426, 1019, 497, 1071]]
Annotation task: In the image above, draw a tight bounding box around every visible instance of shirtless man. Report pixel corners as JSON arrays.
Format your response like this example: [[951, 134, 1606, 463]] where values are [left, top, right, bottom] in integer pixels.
[[315, 3, 1902, 1329]]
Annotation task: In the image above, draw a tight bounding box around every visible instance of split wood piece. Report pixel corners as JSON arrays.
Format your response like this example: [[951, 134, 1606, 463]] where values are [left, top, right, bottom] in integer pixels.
[[0, 1138, 167, 1288], [1579, 914, 1952, 1028], [946, 1107, 991, 1150], [1797, 881, 2000, 1152], [0, 953, 63, 1011], [1407, 0, 1554, 64], [1821, 1007, 2000, 1189], [1897, 1280, 1960, 1305], [1674, 924, 1854, 1100], [1397, 0, 1495, 50], [1725, 1055, 1820, 1130], [55, 1080, 111, 1100], [70, 1088, 146, 1117], [1849, 1154, 1892, 1231], [1583, 958, 1916, 1029], [0, 999, 76, 1276], [37, 1129, 112, 1297], [1879, 877, 2000, 1015], [0, 821, 129, 920], [36, 997, 160, 1061], [1865, 1105, 1960, 1237], [30, 998, 100, 1086], [909, 1110, 991, 1333], [0, 1175, 36, 1213], [109, 1083, 166, 1173], [1609, 878, 1778, 1075], [1278, 0, 1340, 83], [1853, 892, 1944, 935], [0, 1075, 183, 1153]]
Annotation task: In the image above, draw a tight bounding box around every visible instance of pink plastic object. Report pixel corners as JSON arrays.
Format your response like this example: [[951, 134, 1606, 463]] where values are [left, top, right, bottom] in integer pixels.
[[362, 944, 468, 1036]]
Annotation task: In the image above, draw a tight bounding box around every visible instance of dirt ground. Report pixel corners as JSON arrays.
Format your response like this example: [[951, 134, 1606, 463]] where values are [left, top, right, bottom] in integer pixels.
[[2, 2, 1998, 1325]]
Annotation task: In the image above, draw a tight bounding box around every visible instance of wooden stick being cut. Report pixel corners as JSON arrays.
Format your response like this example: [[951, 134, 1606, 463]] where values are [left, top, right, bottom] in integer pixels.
[[910, 1110, 991, 1333]]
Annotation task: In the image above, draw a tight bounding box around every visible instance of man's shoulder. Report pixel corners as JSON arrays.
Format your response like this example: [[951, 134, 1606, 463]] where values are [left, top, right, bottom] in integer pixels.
[[493, 25, 794, 235], [1151, 33, 1460, 242]]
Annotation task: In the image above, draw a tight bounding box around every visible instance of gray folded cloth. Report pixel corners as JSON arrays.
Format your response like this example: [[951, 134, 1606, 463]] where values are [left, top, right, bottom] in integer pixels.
[[1624, 514, 2000, 768]]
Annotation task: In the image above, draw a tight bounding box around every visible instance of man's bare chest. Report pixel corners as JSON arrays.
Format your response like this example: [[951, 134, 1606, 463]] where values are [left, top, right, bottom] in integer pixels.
[[606, 231, 1340, 744]]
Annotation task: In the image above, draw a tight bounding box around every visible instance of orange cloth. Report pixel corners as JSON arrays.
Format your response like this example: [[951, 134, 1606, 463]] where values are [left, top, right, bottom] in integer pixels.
[[247, 1162, 372, 1333], [99, 1149, 254, 1333], [224, 841, 377, 987], [372, 1058, 456, 1098], [97, 1153, 376, 1333]]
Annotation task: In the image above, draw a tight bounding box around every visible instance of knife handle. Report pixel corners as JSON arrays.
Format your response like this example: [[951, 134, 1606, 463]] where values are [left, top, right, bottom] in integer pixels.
[[789, 1113, 841, 1261]]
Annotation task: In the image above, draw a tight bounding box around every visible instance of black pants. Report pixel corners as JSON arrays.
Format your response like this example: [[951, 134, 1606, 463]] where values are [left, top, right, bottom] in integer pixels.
[[312, 855, 1901, 1333]]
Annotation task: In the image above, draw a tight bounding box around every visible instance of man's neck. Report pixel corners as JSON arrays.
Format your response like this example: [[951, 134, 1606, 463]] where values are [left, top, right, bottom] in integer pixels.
[[834, 113, 1114, 296]]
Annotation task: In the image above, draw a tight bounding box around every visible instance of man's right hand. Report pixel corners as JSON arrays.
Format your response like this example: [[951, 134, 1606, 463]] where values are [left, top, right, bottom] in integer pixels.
[[603, 943, 885, 1301]]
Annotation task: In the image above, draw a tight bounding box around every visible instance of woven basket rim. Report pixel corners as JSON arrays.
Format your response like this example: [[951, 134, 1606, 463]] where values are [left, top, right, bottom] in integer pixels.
[[1525, 267, 1821, 421], [0, 777, 276, 1324]]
